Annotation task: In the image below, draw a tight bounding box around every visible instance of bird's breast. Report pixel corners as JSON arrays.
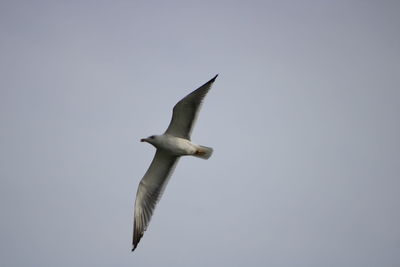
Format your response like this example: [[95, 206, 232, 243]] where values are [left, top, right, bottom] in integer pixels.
[[157, 135, 197, 156]]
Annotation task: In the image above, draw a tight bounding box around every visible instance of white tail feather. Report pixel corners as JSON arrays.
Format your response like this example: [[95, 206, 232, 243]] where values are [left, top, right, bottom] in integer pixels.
[[193, 145, 213, 159]]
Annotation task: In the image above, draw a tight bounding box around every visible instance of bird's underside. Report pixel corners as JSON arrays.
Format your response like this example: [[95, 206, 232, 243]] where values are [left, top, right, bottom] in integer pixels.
[[132, 75, 218, 251]]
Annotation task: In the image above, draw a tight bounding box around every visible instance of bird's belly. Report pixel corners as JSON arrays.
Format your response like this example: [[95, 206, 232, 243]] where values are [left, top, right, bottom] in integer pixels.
[[160, 136, 197, 156]]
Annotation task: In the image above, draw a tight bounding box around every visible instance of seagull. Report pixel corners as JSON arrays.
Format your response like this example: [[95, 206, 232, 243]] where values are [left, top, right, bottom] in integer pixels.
[[132, 75, 218, 251]]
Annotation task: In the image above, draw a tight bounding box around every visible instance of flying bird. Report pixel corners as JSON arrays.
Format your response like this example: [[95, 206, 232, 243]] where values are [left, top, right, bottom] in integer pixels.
[[132, 75, 218, 251]]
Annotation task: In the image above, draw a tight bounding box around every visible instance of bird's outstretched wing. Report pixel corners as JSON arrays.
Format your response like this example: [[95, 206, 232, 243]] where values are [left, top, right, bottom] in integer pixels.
[[164, 74, 218, 140], [132, 150, 179, 251]]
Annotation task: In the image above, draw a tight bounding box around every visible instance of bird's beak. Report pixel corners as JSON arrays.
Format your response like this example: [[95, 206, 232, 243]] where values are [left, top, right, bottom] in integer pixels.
[[140, 138, 146, 142]]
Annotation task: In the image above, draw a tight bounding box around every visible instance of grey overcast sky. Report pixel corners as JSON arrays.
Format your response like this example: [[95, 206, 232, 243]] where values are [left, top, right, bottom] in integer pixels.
[[1, 1, 399, 266]]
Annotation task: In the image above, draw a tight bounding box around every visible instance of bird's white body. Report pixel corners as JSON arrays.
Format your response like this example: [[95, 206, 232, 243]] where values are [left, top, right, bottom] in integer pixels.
[[143, 134, 213, 159], [152, 135, 198, 156]]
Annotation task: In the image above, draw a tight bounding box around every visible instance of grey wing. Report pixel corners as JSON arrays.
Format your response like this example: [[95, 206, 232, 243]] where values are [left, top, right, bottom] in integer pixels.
[[164, 74, 218, 140], [132, 150, 179, 251]]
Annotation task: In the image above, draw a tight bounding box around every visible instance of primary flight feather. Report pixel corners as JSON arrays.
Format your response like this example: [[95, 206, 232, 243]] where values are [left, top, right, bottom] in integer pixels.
[[132, 75, 218, 251]]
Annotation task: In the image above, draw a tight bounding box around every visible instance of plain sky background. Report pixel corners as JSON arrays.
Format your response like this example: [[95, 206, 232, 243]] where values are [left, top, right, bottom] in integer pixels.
[[1, 1, 399, 266]]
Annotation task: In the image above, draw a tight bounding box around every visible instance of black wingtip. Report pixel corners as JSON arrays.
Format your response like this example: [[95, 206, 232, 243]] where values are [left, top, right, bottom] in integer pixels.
[[208, 74, 218, 84], [131, 245, 137, 252]]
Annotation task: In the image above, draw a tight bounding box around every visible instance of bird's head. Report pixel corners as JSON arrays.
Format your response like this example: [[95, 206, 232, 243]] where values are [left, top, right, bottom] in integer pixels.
[[140, 135, 158, 145]]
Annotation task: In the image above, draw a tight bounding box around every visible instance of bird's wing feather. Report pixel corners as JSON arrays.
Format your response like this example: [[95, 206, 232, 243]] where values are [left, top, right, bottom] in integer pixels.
[[164, 74, 217, 140], [132, 150, 179, 251]]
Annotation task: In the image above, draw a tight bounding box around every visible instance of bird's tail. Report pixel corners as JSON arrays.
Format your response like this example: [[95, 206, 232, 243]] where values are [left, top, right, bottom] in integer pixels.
[[194, 145, 213, 160]]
